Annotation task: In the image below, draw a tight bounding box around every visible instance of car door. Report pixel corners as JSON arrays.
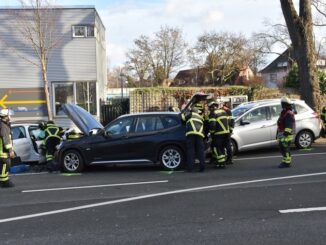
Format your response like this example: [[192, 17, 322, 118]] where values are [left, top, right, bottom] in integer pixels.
[[12, 126, 31, 162], [27, 125, 45, 161], [125, 115, 165, 160], [234, 106, 272, 150], [268, 104, 283, 145], [88, 116, 136, 163]]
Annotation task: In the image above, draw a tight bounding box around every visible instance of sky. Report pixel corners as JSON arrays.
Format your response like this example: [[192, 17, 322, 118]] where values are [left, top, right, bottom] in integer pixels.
[[0, 0, 286, 69]]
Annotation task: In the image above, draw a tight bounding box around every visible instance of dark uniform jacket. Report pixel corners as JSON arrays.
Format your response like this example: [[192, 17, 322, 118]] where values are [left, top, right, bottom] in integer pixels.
[[181, 111, 205, 138], [0, 120, 12, 158], [277, 109, 295, 141], [208, 109, 230, 136], [321, 106, 326, 126]]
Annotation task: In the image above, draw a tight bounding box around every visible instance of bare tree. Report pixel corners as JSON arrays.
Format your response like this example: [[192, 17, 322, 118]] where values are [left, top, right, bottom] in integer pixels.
[[190, 31, 259, 85], [125, 36, 152, 85], [280, 0, 322, 111], [154, 26, 187, 80], [126, 26, 187, 86], [7, 0, 61, 120]]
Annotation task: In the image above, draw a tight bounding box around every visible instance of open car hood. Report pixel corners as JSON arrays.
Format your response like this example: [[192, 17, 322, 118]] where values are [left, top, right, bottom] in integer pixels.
[[62, 103, 104, 136]]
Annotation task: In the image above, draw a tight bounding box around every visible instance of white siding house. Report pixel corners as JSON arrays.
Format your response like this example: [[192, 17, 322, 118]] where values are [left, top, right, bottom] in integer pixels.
[[0, 6, 107, 128]]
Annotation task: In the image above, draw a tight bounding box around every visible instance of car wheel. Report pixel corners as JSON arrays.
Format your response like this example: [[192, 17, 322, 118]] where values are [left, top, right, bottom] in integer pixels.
[[159, 146, 184, 170], [62, 150, 84, 173], [295, 130, 313, 149], [231, 139, 238, 156]]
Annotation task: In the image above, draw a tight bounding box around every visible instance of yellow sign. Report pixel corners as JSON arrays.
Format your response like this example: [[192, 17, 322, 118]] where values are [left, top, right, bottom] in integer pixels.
[[0, 94, 46, 109]]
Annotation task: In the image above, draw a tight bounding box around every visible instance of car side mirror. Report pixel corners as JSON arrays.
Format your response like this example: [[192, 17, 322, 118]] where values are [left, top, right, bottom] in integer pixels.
[[240, 119, 250, 125]]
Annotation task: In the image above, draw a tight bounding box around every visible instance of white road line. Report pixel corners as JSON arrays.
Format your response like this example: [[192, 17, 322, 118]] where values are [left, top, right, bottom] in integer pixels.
[[279, 207, 326, 214], [22, 180, 169, 193], [10, 172, 48, 176], [234, 152, 326, 161], [2, 172, 326, 224]]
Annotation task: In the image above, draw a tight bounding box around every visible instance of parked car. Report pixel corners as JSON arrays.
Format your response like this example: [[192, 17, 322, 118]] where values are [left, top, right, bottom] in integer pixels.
[[11, 123, 45, 162], [55, 104, 187, 173], [230, 99, 322, 154]]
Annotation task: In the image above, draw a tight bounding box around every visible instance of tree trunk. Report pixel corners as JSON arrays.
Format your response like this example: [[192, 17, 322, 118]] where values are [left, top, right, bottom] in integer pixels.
[[41, 59, 53, 120], [280, 0, 322, 112]]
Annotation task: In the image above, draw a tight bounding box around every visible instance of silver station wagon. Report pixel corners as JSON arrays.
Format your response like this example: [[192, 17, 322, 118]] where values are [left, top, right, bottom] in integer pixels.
[[231, 99, 322, 154]]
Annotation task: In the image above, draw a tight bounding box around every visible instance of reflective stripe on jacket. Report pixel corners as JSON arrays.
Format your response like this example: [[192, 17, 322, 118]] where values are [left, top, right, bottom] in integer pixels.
[[181, 111, 205, 138], [209, 109, 230, 135]]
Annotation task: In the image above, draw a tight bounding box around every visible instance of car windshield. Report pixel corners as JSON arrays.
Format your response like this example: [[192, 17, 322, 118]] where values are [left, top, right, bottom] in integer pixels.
[[232, 104, 254, 118]]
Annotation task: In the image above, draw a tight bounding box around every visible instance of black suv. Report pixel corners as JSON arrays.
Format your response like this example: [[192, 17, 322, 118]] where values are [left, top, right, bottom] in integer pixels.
[[55, 104, 187, 173]]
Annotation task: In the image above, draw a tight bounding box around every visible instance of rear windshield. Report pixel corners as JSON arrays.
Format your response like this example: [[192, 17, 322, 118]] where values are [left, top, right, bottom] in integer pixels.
[[232, 104, 255, 118]]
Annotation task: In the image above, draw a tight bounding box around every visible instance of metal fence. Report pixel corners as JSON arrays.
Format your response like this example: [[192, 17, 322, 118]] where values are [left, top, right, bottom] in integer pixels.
[[100, 98, 130, 126]]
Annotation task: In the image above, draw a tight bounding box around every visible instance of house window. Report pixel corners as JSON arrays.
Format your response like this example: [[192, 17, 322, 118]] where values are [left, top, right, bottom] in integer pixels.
[[54, 83, 74, 116], [317, 59, 326, 66], [277, 61, 288, 68], [53, 81, 97, 116], [270, 73, 277, 83], [76, 81, 97, 115], [72, 25, 95, 38]]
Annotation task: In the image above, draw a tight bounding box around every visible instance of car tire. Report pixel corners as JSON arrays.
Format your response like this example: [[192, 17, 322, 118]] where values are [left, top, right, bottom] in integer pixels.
[[159, 146, 184, 170], [62, 149, 84, 173], [295, 130, 313, 149], [231, 139, 238, 156]]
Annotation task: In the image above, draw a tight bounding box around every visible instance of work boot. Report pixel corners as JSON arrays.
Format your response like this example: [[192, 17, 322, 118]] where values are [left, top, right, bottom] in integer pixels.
[[278, 163, 291, 168], [1, 180, 15, 188]]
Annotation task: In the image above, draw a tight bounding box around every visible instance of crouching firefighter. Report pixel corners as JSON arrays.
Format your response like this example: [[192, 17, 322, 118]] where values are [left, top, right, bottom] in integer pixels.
[[43, 121, 64, 171], [208, 101, 230, 168], [277, 97, 296, 168], [0, 109, 15, 188], [181, 103, 206, 172]]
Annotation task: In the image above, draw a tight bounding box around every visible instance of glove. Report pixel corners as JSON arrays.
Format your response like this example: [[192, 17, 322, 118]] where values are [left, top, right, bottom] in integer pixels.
[[9, 149, 15, 159]]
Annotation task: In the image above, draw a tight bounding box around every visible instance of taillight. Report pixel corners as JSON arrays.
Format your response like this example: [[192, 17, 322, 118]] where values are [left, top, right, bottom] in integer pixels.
[[312, 112, 319, 118]]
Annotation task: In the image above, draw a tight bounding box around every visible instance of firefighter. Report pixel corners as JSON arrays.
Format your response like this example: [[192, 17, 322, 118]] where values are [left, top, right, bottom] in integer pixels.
[[277, 96, 296, 168], [209, 101, 230, 168], [321, 105, 326, 138], [206, 101, 219, 164], [0, 109, 15, 188], [222, 100, 234, 164], [181, 103, 206, 172], [43, 120, 64, 171]]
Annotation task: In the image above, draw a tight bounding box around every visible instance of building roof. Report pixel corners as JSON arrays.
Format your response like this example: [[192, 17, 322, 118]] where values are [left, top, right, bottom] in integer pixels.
[[259, 49, 293, 74]]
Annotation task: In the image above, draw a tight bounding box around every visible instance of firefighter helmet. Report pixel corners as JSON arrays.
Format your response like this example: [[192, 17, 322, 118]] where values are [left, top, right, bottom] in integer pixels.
[[281, 96, 293, 108], [0, 108, 13, 117]]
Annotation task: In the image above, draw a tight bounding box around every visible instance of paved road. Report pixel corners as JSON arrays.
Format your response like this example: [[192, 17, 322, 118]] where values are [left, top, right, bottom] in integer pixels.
[[1, 144, 326, 245]]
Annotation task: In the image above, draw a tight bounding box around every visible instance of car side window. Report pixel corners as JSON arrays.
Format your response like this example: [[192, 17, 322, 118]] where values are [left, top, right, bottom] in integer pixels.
[[269, 105, 282, 119], [243, 107, 267, 123], [105, 118, 133, 135], [161, 116, 179, 129], [12, 126, 26, 140], [135, 116, 164, 133], [29, 126, 45, 140]]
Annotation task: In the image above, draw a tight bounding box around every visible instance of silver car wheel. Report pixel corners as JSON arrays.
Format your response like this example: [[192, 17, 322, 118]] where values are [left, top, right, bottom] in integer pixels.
[[298, 132, 312, 148], [161, 148, 181, 169], [64, 152, 80, 171]]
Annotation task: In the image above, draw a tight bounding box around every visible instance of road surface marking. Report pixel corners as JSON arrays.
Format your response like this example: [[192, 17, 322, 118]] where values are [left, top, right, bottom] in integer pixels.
[[2, 172, 326, 223], [22, 180, 169, 193], [234, 152, 326, 161], [279, 207, 326, 214]]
